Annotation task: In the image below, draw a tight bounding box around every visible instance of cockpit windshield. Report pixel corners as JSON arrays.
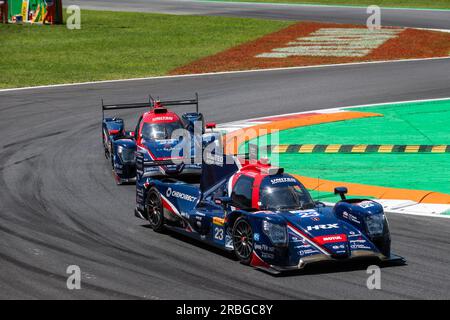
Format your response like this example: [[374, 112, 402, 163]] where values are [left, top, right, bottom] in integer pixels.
[[259, 179, 315, 211], [141, 122, 184, 141]]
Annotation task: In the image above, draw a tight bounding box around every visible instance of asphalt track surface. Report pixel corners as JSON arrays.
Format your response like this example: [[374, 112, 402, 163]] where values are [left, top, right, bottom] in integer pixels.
[[65, 0, 450, 29], [1, 58, 450, 299]]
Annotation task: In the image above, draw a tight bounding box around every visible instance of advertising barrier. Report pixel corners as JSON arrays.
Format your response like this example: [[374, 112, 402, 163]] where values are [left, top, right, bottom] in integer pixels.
[[1, 0, 62, 24], [0, 0, 8, 23]]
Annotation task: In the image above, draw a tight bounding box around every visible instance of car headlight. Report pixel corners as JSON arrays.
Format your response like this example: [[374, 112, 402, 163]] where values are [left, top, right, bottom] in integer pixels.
[[117, 146, 135, 163], [262, 220, 287, 246], [364, 214, 385, 237]]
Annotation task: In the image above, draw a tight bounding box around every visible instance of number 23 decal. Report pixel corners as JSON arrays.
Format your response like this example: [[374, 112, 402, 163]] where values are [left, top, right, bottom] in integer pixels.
[[214, 227, 224, 241]]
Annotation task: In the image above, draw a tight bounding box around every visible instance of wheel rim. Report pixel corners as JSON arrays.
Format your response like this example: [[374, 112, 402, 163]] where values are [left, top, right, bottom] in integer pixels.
[[233, 220, 253, 260], [147, 193, 162, 226]]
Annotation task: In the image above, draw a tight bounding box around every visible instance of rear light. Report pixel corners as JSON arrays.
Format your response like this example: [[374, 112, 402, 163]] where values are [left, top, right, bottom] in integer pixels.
[[109, 129, 120, 135], [206, 122, 216, 129]]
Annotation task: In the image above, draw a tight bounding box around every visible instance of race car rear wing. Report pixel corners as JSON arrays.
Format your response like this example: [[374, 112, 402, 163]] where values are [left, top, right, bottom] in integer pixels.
[[101, 93, 199, 119]]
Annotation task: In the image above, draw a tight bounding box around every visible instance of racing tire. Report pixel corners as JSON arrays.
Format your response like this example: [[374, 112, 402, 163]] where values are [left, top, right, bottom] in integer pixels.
[[145, 188, 165, 232], [109, 141, 115, 168], [232, 217, 254, 265], [102, 130, 108, 159]]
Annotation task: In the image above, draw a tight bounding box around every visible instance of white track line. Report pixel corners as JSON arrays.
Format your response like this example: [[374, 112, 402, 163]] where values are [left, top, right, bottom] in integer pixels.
[[415, 27, 450, 33], [1, 56, 449, 93], [228, 97, 450, 123], [195, 1, 450, 13]]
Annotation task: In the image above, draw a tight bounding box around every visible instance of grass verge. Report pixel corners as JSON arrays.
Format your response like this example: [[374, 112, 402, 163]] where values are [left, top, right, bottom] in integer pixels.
[[0, 10, 290, 89], [202, 0, 450, 10]]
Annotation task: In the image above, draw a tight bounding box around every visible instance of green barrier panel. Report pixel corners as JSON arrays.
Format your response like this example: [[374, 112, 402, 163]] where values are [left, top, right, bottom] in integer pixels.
[[5, 0, 62, 24]]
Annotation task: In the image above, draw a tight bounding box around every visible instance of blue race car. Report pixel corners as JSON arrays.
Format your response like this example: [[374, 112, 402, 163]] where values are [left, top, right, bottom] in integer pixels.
[[102, 94, 219, 184], [134, 152, 405, 273]]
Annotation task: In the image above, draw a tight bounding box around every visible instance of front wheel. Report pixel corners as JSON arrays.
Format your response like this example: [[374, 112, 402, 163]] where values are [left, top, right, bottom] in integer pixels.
[[102, 129, 109, 159], [145, 188, 165, 232], [109, 141, 116, 169], [232, 217, 254, 265]]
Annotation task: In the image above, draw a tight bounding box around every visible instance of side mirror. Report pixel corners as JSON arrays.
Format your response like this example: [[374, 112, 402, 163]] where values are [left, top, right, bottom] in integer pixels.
[[334, 187, 348, 200], [214, 196, 232, 206]]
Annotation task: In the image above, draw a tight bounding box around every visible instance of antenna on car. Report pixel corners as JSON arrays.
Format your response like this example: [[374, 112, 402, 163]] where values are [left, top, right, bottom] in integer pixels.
[[195, 92, 199, 113], [149, 95, 155, 106], [101, 99, 104, 120], [317, 176, 320, 202]]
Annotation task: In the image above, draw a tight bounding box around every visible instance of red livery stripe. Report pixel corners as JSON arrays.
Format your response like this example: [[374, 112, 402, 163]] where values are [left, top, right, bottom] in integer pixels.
[[250, 252, 271, 269]]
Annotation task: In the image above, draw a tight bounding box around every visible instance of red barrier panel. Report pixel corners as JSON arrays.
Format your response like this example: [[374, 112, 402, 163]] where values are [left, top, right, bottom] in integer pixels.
[[0, 0, 8, 24]]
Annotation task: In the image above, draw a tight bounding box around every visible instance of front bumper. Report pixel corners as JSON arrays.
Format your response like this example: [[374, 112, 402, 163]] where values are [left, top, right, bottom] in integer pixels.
[[254, 251, 406, 274], [113, 170, 136, 184]]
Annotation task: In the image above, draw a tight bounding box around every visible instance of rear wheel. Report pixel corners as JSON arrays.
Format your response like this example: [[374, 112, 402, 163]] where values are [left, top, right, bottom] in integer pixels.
[[102, 129, 109, 159], [232, 217, 254, 265], [146, 188, 165, 232]]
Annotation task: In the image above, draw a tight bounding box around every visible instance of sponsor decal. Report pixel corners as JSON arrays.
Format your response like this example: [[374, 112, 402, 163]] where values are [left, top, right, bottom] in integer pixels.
[[349, 238, 371, 250], [348, 230, 362, 237], [290, 235, 304, 243], [152, 116, 174, 121], [181, 211, 190, 219], [166, 187, 197, 202], [351, 244, 372, 250], [294, 244, 312, 249], [298, 249, 319, 256], [144, 166, 159, 172], [213, 216, 225, 226], [254, 244, 275, 253], [342, 211, 360, 224], [359, 201, 376, 209], [253, 233, 260, 241], [225, 235, 233, 249], [261, 252, 275, 259], [157, 139, 177, 144], [204, 152, 224, 166], [313, 234, 347, 245], [290, 210, 320, 219], [270, 177, 297, 184], [307, 223, 339, 231], [350, 239, 367, 243]]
